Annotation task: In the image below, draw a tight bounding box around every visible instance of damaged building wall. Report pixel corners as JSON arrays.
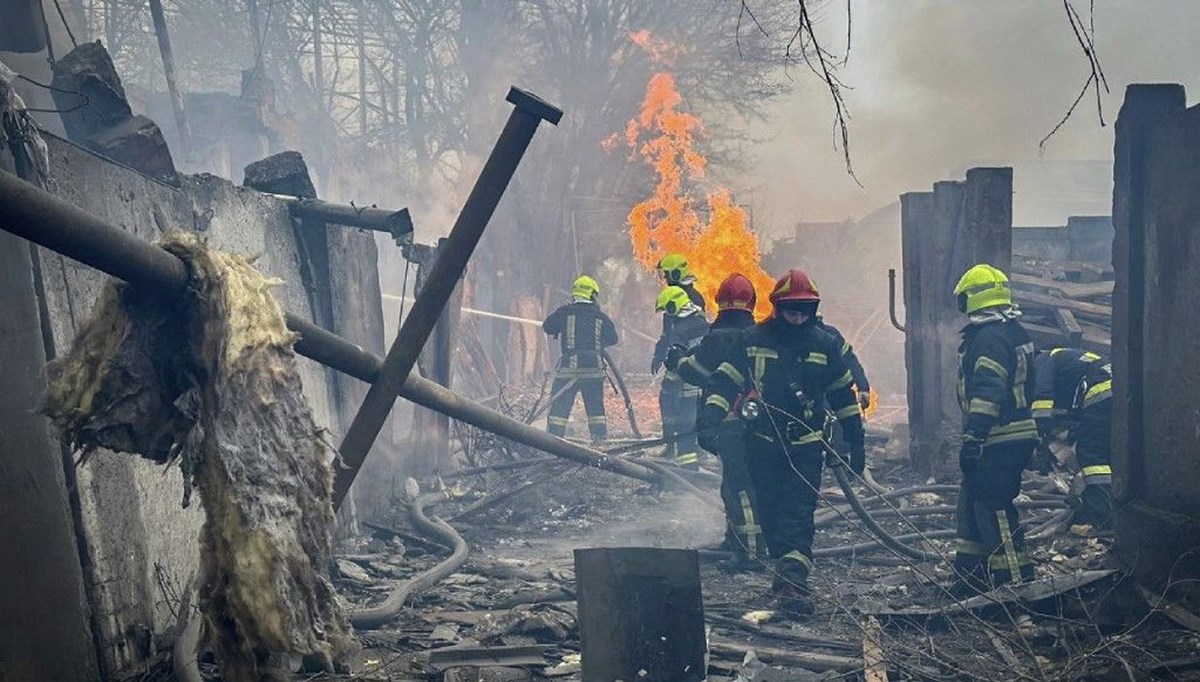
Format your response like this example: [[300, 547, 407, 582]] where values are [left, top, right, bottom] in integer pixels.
[[0, 133, 382, 675], [900, 168, 1013, 475], [1111, 84, 1200, 609]]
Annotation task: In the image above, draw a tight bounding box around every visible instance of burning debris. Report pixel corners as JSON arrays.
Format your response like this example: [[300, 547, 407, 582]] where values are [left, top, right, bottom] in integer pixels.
[[44, 232, 353, 680]]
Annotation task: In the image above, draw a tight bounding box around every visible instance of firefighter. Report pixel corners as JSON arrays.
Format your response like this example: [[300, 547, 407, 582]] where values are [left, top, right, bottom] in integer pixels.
[[665, 273, 763, 563], [697, 269, 865, 614], [815, 315, 872, 411], [653, 285, 709, 469], [1032, 348, 1113, 530], [951, 264, 1039, 595], [542, 275, 619, 441], [655, 253, 707, 310]]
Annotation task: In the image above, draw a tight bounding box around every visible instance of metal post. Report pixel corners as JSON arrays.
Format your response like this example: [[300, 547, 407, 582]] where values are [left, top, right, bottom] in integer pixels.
[[332, 87, 562, 507], [0, 168, 656, 490], [149, 0, 192, 160]]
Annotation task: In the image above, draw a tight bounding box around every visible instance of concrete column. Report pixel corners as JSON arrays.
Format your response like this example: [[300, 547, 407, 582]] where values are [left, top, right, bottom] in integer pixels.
[[899, 169, 1013, 475], [0, 231, 100, 681], [1111, 84, 1200, 606]]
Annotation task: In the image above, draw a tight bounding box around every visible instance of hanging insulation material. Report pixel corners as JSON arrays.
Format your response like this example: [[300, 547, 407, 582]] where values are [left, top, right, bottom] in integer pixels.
[[44, 232, 354, 681]]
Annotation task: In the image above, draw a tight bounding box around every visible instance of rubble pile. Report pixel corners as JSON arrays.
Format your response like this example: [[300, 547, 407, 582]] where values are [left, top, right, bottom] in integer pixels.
[[329, 424, 1200, 681]]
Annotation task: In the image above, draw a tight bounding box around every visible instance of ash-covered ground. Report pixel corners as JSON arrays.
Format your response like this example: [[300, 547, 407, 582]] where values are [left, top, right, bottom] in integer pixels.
[[321, 416, 1200, 682]]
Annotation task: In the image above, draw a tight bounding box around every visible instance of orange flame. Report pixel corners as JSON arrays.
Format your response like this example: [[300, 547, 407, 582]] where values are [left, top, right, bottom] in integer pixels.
[[617, 62, 776, 319]]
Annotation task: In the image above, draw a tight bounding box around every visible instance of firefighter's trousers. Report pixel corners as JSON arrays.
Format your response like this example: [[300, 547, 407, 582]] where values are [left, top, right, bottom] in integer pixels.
[[547, 376, 606, 441], [714, 420, 763, 560], [660, 379, 701, 468], [955, 440, 1036, 587], [745, 434, 823, 588], [1073, 397, 1113, 529]]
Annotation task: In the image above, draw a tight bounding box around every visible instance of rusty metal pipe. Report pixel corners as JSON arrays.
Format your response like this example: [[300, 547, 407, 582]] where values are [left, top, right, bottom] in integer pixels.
[[333, 87, 563, 507], [888, 268, 907, 333], [0, 169, 657, 491], [268, 194, 414, 244]]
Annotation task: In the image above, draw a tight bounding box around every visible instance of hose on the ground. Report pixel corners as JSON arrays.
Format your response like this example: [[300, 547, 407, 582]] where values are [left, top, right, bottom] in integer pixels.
[[349, 492, 469, 629], [831, 465, 942, 561]]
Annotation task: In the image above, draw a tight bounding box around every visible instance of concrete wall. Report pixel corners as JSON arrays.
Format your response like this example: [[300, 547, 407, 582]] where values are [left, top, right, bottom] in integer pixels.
[[0, 133, 382, 676], [900, 168, 1013, 475], [1111, 84, 1200, 608], [1012, 217, 1113, 262]]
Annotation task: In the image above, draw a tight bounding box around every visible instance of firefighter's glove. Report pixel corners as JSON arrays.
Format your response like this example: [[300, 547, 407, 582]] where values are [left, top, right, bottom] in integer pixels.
[[698, 427, 720, 454], [664, 344, 686, 372], [959, 436, 985, 475], [849, 443, 866, 476], [857, 390, 871, 411]]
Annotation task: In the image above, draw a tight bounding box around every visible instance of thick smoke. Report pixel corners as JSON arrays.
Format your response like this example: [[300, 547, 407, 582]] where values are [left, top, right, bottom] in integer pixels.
[[735, 0, 1200, 226]]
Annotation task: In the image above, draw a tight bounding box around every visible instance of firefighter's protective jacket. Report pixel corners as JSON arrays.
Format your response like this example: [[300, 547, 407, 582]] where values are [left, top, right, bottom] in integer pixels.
[[957, 314, 1039, 446], [1031, 348, 1111, 429], [543, 301, 618, 379], [699, 316, 864, 448], [653, 310, 709, 382], [675, 310, 754, 388], [816, 317, 870, 393]]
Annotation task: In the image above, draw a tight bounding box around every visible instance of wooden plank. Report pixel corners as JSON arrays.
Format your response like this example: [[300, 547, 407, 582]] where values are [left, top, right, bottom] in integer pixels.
[[1054, 308, 1084, 348], [1013, 289, 1112, 321], [862, 616, 889, 682], [1010, 272, 1114, 299]]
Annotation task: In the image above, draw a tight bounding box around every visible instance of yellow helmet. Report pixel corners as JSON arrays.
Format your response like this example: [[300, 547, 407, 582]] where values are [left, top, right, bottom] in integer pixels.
[[572, 275, 600, 301], [954, 264, 1012, 313], [656, 285, 691, 315], [655, 253, 692, 285]]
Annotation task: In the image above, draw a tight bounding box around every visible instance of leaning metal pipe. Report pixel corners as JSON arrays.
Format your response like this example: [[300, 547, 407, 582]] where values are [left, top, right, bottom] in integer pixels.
[[887, 268, 907, 333], [0, 170, 660, 488], [349, 492, 469, 629], [335, 88, 564, 508]]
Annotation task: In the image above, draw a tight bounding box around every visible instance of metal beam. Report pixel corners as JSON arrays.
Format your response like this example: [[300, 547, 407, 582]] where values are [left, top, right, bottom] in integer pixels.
[[0, 168, 658, 493], [268, 194, 414, 245], [332, 87, 563, 507]]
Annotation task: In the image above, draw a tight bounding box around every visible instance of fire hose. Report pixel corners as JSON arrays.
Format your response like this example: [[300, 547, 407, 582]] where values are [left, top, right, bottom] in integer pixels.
[[349, 490, 469, 629], [602, 348, 642, 438]]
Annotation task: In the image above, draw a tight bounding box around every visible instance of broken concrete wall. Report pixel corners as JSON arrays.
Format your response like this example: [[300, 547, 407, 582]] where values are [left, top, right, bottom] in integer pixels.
[[1111, 84, 1200, 610], [1013, 217, 1114, 262], [0, 132, 383, 675], [900, 168, 1013, 475]]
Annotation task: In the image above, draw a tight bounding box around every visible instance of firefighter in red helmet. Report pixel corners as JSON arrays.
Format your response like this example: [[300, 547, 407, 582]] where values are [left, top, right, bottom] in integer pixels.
[[697, 269, 865, 615], [665, 273, 763, 565]]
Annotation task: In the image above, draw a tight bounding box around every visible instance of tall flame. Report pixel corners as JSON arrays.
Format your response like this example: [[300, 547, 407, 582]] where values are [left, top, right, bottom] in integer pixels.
[[615, 46, 776, 319]]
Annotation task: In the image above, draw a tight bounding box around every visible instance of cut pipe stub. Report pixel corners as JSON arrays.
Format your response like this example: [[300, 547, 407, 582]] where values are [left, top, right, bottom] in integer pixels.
[[506, 87, 564, 125]]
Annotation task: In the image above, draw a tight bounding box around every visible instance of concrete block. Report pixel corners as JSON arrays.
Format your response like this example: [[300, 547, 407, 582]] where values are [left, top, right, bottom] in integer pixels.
[[243, 150, 317, 199]]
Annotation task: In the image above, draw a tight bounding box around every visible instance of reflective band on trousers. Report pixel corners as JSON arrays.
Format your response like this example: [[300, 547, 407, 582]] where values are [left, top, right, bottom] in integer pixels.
[[995, 511, 1023, 583], [675, 452, 699, 465], [781, 549, 813, 571], [739, 490, 761, 558]]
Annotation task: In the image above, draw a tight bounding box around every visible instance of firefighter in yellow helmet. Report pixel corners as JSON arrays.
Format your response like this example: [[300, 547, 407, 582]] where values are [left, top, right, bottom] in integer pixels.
[[653, 285, 709, 468], [655, 253, 706, 310], [542, 276, 618, 441], [951, 264, 1039, 595]]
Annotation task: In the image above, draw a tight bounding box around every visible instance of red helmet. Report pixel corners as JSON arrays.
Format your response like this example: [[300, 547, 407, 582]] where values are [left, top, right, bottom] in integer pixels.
[[769, 268, 820, 304], [716, 273, 757, 312]]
